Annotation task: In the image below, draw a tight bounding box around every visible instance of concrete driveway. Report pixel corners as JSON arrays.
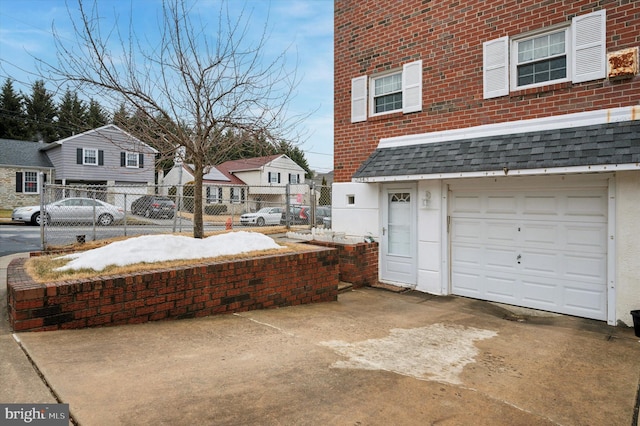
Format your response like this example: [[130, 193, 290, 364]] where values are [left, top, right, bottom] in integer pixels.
[[2, 253, 639, 426]]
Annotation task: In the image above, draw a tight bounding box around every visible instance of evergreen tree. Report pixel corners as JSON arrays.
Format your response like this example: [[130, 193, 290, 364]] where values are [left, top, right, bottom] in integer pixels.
[[112, 103, 130, 128], [86, 99, 108, 129], [57, 88, 87, 138], [24, 80, 58, 142], [0, 78, 27, 139]]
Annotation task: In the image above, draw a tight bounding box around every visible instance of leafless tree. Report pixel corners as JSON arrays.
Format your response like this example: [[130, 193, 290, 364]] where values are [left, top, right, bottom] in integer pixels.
[[44, 0, 304, 238]]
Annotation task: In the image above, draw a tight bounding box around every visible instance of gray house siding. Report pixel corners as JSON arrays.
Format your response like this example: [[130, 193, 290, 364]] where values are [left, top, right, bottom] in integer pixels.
[[45, 125, 156, 184]]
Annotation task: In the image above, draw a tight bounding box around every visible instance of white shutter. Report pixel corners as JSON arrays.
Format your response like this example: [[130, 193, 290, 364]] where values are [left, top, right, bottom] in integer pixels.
[[572, 10, 606, 83], [483, 36, 509, 99], [402, 60, 423, 113], [351, 76, 368, 123]]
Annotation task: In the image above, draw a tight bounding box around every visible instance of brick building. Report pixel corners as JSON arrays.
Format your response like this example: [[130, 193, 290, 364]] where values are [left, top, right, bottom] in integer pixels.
[[332, 0, 639, 326]]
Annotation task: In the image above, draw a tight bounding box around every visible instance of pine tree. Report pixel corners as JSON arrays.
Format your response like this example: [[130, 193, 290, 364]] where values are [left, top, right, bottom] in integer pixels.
[[0, 78, 27, 139], [57, 88, 87, 138], [112, 103, 130, 128], [86, 99, 108, 129], [24, 80, 58, 142]]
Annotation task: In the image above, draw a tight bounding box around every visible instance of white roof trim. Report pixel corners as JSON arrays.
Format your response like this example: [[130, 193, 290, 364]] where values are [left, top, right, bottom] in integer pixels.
[[353, 163, 640, 183], [378, 105, 640, 149]]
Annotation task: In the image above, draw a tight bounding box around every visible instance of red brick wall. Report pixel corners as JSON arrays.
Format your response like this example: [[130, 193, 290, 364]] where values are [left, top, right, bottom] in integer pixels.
[[334, 0, 640, 182], [7, 247, 339, 332], [310, 241, 378, 288]]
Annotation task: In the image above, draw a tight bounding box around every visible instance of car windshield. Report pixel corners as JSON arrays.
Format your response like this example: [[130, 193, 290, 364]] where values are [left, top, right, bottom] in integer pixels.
[[257, 208, 273, 213]]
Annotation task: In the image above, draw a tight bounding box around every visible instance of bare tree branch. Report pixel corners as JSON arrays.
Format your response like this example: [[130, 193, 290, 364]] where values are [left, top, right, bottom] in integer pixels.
[[41, 0, 307, 238]]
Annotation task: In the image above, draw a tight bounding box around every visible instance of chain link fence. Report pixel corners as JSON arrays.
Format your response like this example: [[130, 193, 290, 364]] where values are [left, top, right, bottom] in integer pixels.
[[37, 182, 332, 249]]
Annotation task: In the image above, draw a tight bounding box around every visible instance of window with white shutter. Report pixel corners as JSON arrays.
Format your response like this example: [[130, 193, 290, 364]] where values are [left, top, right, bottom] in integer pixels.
[[350, 60, 423, 122], [483, 10, 607, 98]]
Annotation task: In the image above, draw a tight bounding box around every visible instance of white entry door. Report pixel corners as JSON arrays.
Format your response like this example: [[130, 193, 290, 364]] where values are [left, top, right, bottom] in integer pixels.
[[381, 185, 416, 285], [450, 185, 608, 320]]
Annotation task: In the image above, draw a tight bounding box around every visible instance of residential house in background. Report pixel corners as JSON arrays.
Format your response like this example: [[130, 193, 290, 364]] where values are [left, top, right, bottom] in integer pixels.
[[40, 124, 158, 210], [163, 154, 308, 211], [0, 139, 55, 208], [333, 0, 639, 326]]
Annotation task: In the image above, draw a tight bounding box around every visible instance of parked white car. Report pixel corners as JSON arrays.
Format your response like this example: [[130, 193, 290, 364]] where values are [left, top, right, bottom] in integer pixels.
[[240, 207, 284, 226], [12, 197, 125, 226]]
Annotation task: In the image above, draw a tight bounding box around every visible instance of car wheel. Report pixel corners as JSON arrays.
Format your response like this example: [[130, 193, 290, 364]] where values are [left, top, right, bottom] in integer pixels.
[[256, 217, 265, 226], [32, 212, 49, 226], [98, 214, 114, 226]]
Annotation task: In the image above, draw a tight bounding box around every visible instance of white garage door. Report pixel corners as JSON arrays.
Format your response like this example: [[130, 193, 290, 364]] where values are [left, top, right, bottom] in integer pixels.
[[450, 185, 608, 320]]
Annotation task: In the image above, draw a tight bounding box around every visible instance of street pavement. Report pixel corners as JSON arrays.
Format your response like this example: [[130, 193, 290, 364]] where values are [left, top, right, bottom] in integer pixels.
[[1, 251, 639, 426]]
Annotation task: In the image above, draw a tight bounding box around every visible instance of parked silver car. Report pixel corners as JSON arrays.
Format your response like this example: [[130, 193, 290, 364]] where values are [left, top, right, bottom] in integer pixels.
[[12, 197, 125, 226]]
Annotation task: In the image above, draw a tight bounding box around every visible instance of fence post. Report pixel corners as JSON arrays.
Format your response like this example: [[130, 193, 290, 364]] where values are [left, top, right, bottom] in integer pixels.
[[285, 183, 291, 230], [39, 173, 45, 251], [309, 182, 316, 228], [123, 193, 128, 236]]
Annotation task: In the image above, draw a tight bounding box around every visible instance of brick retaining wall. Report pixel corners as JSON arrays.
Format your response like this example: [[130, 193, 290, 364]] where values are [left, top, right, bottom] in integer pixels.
[[309, 241, 378, 288], [7, 246, 339, 332]]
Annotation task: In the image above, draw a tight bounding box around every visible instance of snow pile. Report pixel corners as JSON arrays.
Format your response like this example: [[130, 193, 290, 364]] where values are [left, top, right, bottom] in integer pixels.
[[55, 231, 283, 272]]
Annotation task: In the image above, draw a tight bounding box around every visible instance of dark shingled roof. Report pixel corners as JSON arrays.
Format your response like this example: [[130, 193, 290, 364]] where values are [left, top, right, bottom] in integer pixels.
[[0, 139, 54, 169], [353, 120, 640, 179]]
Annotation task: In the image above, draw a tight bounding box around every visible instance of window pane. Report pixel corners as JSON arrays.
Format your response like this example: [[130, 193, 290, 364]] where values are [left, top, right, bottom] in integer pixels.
[[24, 171, 38, 193], [549, 32, 565, 55], [374, 73, 402, 96], [84, 149, 97, 164], [126, 153, 138, 167], [518, 39, 534, 62], [375, 92, 403, 113]]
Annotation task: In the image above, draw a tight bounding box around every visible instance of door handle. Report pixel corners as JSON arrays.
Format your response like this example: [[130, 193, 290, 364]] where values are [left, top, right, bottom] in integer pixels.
[[382, 227, 386, 235], [517, 254, 522, 264]]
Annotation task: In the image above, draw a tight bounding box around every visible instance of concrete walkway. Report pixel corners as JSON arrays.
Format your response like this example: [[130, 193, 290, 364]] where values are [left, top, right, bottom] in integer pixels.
[[2, 252, 639, 425]]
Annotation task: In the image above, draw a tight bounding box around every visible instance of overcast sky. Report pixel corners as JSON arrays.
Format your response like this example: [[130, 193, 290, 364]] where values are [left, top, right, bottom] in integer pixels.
[[0, 0, 334, 174]]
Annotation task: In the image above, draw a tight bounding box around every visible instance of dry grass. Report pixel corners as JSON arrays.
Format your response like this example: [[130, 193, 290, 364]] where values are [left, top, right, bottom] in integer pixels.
[[26, 227, 310, 283]]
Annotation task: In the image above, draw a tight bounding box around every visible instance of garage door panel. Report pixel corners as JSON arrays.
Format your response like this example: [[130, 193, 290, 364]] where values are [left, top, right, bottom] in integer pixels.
[[520, 251, 558, 275], [451, 270, 482, 296], [452, 219, 483, 241], [451, 186, 607, 321], [565, 225, 607, 252], [452, 244, 482, 266], [521, 279, 558, 306], [521, 224, 558, 247], [565, 195, 607, 218], [485, 247, 518, 271], [564, 254, 606, 281], [452, 195, 481, 213], [486, 196, 517, 214], [485, 275, 517, 300], [563, 284, 606, 315], [486, 222, 518, 244], [523, 195, 558, 215]]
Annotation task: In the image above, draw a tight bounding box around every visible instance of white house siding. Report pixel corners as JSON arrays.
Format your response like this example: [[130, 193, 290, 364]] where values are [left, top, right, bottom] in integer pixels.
[[615, 171, 640, 327], [331, 182, 380, 238]]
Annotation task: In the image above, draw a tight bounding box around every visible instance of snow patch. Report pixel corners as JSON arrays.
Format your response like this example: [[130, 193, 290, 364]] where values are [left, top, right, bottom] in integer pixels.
[[55, 231, 282, 272]]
